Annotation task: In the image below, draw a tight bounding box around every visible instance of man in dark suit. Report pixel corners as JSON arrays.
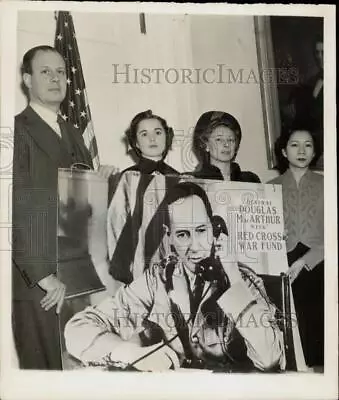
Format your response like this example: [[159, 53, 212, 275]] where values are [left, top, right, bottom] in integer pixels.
[[12, 45, 93, 369]]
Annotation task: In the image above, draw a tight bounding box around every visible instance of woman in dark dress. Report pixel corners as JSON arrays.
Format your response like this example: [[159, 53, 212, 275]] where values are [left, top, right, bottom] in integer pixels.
[[189, 111, 260, 182], [107, 110, 179, 284], [268, 126, 324, 368]]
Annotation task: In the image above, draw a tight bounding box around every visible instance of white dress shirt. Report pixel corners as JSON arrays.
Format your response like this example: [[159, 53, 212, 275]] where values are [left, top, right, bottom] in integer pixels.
[[30, 102, 62, 138]]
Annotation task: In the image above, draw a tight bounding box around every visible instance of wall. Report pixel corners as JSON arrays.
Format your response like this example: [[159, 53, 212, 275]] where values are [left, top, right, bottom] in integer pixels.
[[16, 11, 279, 181], [190, 15, 278, 182]]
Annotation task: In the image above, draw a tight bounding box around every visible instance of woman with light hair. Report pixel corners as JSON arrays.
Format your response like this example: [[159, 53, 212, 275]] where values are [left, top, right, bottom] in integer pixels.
[[189, 111, 260, 182]]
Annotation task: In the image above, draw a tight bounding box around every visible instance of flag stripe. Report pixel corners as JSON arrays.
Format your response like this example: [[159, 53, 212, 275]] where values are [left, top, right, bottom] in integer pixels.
[[54, 11, 100, 169]]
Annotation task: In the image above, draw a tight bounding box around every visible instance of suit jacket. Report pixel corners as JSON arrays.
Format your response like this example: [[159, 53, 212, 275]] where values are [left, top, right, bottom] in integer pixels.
[[12, 106, 93, 300], [65, 262, 285, 371]]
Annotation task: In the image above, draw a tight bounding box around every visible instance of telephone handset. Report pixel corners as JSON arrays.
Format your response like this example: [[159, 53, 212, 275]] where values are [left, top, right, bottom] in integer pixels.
[[195, 248, 230, 332], [195, 214, 229, 284], [162, 246, 229, 288], [162, 213, 229, 288], [195, 250, 230, 293]]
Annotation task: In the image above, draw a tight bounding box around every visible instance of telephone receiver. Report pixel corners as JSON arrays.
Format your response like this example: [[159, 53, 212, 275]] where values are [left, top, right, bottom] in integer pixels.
[[162, 245, 225, 280], [195, 245, 229, 286], [195, 215, 229, 288], [163, 214, 229, 289], [162, 247, 229, 292]]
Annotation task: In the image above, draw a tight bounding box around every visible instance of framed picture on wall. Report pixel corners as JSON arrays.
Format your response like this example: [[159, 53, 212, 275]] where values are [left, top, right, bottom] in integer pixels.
[[255, 16, 324, 170]]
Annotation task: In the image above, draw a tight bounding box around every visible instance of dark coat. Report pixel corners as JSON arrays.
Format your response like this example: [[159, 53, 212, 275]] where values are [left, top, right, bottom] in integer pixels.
[[122, 157, 179, 175], [12, 106, 92, 369], [108, 157, 179, 205], [12, 106, 93, 300], [188, 162, 261, 183]]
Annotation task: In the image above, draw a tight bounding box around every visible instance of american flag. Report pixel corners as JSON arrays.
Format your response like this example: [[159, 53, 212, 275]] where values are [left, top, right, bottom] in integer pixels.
[[54, 11, 100, 170]]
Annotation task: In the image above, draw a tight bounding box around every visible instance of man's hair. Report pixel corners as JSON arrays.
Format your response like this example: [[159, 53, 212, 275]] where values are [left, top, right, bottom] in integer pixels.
[[144, 181, 228, 268], [164, 181, 213, 222], [21, 45, 63, 76]]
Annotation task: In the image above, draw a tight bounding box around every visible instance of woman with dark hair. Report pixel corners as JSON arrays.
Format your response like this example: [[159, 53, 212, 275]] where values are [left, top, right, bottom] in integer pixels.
[[268, 126, 324, 368], [107, 110, 179, 285], [123, 109, 178, 175], [189, 111, 260, 182]]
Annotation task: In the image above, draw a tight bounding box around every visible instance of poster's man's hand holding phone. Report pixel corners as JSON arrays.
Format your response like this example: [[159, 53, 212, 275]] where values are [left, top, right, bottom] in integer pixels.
[[196, 246, 242, 289], [216, 255, 243, 287]]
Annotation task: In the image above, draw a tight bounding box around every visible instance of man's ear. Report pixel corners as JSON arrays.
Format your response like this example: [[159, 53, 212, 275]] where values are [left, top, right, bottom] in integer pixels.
[[162, 224, 175, 258], [22, 73, 32, 90], [162, 224, 170, 236]]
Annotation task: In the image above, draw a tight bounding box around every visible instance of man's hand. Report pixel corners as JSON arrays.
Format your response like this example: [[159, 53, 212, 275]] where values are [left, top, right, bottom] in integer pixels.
[[215, 242, 242, 286], [97, 164, 119, 179], [286, 258, 306, 283], [219, 258, 243, 286], [38, 274, 66, 314]]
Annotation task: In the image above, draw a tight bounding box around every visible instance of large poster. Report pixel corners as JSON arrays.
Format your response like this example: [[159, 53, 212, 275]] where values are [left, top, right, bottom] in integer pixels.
[[107, 173, 288, 285], [59, 172, 305, 372]]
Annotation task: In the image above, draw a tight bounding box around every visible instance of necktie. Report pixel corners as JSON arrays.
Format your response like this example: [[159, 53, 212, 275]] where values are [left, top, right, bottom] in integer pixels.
[[189, 273, 205, 318], [51, 119, 62, 138], [57, 115, 73, 157]]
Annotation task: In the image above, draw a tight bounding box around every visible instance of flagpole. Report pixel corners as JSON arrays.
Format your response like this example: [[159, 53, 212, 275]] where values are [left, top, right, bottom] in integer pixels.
[[55, 11, 101, 170]]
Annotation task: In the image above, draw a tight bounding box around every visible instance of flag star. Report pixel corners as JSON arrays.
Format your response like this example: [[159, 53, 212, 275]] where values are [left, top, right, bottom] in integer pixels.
[[56, 34, 63, 41], [61, 114, 68, 121], [75, 88, 81, 95], [71, 66, 77, 74], [80, 111, 86, 118], [69, 100, 75, 108], [74, 123, 79, 129], [68, 45, 72, 50], [64, 22, 69, 27], [66, 78, 71, 85]]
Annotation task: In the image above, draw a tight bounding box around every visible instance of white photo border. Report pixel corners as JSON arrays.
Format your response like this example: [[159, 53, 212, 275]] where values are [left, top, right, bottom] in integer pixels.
[[0, 2, 337, 400]]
